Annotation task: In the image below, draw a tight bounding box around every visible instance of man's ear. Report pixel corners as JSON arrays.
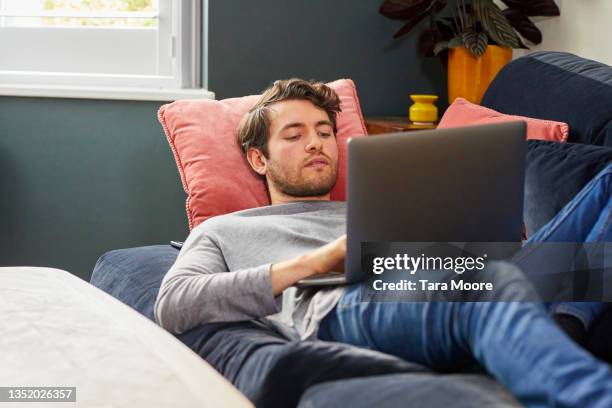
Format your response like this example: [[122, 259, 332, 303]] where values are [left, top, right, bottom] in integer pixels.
[[246, 148, 267, 176]]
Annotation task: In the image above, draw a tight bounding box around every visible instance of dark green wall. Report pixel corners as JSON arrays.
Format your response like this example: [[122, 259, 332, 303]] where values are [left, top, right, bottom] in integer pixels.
[[0, 0, 445, 280], [208, 0, 446, 115], [0, 98, 188, 280]]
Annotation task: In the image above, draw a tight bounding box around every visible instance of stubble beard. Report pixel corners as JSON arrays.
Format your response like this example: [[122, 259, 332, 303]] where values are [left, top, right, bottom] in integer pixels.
[[267, 159, 338, 197]]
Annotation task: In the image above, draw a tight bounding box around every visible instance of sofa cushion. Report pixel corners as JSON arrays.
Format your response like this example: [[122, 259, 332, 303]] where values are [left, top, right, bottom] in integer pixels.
[[158, 79, 368, 229], [298, 374, 520, 408], [482, 52, 612, 146], [524, 140, 612, 236], [439, 98, 568, 142]]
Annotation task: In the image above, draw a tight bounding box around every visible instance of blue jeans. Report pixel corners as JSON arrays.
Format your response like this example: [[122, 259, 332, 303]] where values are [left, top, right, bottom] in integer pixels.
[[319, 164, 612, 407], [524, 164, 612, 328]]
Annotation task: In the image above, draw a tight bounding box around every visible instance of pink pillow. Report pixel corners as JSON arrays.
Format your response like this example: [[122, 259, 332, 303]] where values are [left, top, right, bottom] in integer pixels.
[[438, 98, 569, 142], [158, 79, 368, 229]]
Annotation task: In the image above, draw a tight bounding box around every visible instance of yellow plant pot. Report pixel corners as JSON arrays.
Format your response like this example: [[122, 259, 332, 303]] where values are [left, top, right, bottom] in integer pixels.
[[447, 45, 512, 104], [409, 95, 439, 124]]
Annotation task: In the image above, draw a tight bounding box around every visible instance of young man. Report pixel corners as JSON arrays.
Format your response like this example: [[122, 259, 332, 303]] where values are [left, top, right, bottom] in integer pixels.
[[155, 79, 612, 407]]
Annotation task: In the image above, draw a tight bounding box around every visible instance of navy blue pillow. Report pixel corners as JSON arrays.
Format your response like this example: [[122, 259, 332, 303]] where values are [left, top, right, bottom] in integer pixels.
[[525, 140, 612, 236], [483, 52, 612, 146]]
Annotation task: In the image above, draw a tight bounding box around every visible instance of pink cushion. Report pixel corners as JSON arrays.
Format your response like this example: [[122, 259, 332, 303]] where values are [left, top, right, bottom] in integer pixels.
[[438, 98, 569, 142], [158, 79, 368, 229]]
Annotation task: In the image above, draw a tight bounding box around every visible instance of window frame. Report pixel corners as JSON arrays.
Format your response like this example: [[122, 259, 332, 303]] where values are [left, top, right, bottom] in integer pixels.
[[0, 0, 209, 100]]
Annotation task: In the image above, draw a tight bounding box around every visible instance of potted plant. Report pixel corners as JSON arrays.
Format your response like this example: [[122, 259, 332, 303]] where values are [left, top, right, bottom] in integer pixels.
[[379, 0, 560, 104]]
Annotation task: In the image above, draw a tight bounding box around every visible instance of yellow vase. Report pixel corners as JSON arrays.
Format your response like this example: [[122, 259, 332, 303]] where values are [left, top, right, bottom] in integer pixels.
[[409, 94, 439, 124], [447, 45, 512, 104]]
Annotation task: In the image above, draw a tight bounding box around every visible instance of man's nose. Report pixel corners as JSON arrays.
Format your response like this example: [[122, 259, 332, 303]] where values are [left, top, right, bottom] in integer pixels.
[[305, 132, 323, 152]]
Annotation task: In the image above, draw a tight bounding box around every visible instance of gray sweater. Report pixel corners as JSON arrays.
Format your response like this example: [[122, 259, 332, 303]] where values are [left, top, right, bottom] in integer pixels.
[[154, 200, 346, 339]]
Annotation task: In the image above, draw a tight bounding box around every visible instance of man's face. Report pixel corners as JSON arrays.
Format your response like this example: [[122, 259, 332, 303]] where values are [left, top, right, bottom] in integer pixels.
[[259, 99, 339, 198]]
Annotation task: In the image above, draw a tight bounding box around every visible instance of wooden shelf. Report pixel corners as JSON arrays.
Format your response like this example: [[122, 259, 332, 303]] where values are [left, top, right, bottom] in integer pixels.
[[365, 117, 437, 135]]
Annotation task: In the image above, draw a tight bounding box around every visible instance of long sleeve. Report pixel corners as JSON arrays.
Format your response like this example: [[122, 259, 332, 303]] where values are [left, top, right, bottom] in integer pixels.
[[154, 227, 281, 334]]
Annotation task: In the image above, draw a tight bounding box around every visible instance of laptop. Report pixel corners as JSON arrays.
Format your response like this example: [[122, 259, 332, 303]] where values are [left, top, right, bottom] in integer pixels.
[[296, 121, 526, 287]]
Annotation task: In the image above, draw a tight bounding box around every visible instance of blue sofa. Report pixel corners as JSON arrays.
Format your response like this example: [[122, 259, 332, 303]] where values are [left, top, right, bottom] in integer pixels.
[[91, 52, 612, 408]]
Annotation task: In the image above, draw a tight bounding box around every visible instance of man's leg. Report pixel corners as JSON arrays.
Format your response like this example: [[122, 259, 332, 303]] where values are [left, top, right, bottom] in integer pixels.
[[517, 164, 612, 333], [319, 264, 612, 407]]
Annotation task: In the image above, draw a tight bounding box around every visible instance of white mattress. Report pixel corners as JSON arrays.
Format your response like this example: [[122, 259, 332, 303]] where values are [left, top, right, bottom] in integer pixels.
[[0, 267, 252, 408]]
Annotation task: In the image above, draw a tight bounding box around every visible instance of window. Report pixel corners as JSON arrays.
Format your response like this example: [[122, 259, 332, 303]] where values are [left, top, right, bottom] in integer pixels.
[[0, 0, 208, 98]]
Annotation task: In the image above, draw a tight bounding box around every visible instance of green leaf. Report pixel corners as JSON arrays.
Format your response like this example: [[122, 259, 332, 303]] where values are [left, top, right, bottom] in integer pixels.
[[448, 35, 464, 48], [380, 0, 449, 38], [500, 0, 560, 17], [379, 0, 435, 20], [474, 0, 521, 48], [433, 41, 449, 55], [379, 0, 433, 38], [462, 29, 488, 57], [503, 8, 542, 44], [433, 35, 463, 55]]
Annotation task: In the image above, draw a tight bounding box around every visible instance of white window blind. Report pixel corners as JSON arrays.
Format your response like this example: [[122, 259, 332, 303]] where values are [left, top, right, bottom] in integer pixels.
[[0, 0, 202, 91]]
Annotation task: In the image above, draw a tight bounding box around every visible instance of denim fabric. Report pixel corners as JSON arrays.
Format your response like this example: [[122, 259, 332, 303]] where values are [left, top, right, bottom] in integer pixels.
[[321, 283, 612, 407], [320, 164, 612, 407], [525, 164, 612, 328]]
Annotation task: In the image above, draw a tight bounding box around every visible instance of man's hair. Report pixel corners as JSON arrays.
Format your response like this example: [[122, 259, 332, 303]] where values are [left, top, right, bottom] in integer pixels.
[[236, 78, 341, 158]]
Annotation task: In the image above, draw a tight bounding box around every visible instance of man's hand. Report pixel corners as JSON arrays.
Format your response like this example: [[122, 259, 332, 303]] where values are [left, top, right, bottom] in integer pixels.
[[270, 235, 346, 295], [303, 235, 346, 274]]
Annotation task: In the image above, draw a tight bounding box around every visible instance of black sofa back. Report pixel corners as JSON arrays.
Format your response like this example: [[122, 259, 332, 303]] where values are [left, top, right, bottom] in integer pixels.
[[483, 51, 612, 147]]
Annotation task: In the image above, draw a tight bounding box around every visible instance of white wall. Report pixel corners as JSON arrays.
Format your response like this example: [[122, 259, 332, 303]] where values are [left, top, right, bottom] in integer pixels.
[[514, 0, 612, 65]]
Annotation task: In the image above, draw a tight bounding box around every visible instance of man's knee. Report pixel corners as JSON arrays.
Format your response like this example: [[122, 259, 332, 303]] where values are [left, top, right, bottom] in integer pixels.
[[460, 261, 539, 302]]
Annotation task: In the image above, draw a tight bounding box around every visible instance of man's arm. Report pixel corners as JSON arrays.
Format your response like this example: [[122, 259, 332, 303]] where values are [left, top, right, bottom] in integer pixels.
[[154, 228, 278, 333], [154, 228, 346, 334]]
